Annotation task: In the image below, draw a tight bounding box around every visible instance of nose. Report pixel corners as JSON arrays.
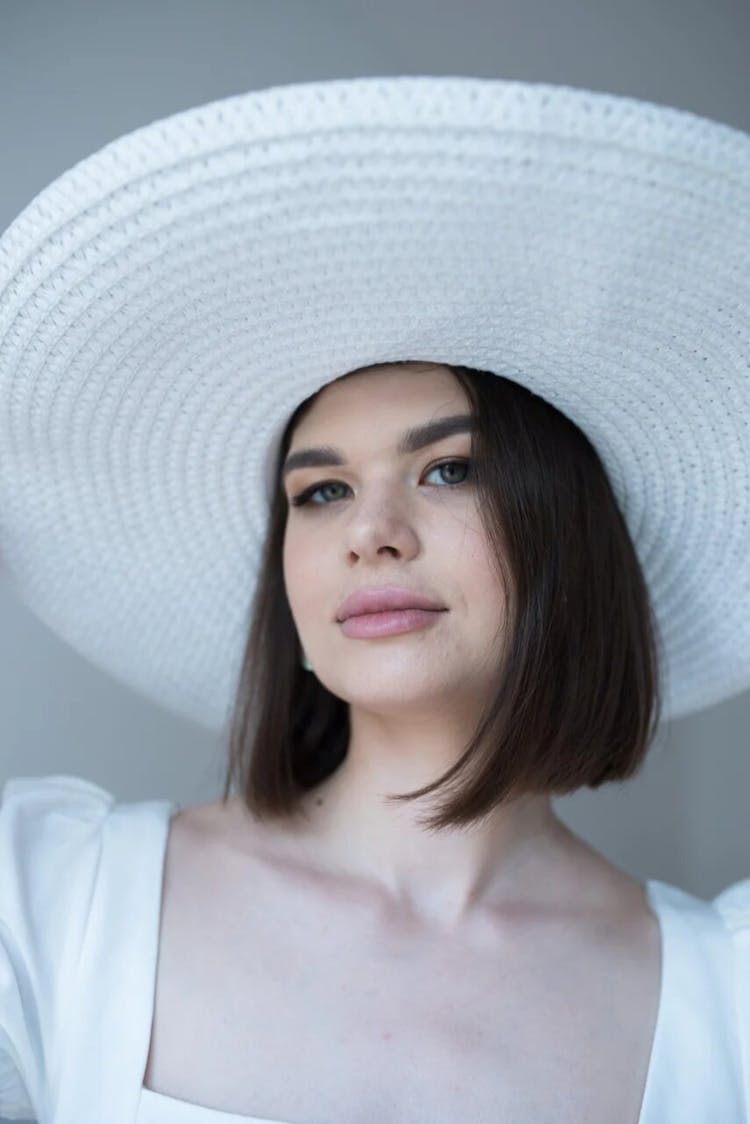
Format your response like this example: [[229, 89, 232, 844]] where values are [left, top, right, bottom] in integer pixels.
[[342, 485, 420, 564]]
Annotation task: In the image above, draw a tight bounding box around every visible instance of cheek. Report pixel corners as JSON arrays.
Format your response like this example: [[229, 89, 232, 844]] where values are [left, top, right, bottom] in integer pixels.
[[282, 522, 327, 613], [451, 517, 507, 618], [439, 507, 493, 570], [281, 524, 301, 609]]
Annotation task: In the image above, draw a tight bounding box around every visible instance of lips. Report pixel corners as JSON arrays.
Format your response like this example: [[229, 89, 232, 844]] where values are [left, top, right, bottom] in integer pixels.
[[336, 585, 446, 622]]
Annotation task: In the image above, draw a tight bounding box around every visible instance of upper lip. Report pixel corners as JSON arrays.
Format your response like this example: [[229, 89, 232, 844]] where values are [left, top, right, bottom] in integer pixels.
[[336, 585, 447, 622]]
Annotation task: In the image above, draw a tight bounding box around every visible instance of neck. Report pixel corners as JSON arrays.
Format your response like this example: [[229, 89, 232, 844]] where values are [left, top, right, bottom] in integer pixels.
[[291, 711, 569, 933]]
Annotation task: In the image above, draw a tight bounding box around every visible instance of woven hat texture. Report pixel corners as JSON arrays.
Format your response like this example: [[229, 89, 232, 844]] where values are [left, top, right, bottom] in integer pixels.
[[0, 74, 748, 732]]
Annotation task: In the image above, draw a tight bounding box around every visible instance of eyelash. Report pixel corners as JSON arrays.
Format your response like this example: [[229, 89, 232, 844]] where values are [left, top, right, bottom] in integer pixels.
[[289, 458, 473, 508]]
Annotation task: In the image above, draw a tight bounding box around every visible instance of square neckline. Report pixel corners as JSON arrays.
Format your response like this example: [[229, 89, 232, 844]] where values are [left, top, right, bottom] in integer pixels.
[[137, 805, 669, 1124]]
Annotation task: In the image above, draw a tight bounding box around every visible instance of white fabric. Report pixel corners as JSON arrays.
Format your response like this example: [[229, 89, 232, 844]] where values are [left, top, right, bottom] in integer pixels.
[[0, 77, 749, 734], [0, 773, 747, 1123]]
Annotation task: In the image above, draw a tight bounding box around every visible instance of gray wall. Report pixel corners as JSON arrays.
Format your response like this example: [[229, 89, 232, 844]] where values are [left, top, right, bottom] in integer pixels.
[[1, 1, 748, 1118]]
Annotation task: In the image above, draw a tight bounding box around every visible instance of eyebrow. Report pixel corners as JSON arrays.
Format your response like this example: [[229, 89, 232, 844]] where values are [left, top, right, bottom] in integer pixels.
[[282, 413, 477, 480]]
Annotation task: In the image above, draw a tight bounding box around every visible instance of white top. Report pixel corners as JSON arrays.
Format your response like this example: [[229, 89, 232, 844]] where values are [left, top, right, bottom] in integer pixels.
[[0, 773, 747, 1124]]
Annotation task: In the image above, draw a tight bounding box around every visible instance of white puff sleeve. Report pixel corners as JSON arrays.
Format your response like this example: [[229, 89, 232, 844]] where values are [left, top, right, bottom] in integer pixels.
[[713, 876, 750, 1116], [0, 774, 114, 1121]]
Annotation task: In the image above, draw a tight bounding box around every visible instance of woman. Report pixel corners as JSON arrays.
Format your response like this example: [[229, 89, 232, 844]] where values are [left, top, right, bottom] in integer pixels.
[[0, 76, 747, 1123]]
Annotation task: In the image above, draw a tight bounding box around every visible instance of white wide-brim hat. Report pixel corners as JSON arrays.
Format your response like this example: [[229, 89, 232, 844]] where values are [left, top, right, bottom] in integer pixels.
[[0, 75, 748, 733]]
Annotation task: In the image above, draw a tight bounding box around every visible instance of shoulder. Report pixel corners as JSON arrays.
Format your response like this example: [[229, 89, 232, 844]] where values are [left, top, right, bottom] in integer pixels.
[[712, 876, 750, 1003], [172, 794, 299, 863], [0, 772, 115, 914], [0, 773, 118, 1119], [0, 772, 182, 1119], [0, 770, 114, 824], [713, 876, 750, 931]]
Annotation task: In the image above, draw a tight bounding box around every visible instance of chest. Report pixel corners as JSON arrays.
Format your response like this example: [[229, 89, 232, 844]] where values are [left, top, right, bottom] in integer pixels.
[[142, 820, 661, 1124]]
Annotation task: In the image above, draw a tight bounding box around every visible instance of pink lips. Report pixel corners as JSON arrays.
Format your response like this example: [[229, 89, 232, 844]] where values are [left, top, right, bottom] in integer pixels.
[[336, 586, 447, 639]]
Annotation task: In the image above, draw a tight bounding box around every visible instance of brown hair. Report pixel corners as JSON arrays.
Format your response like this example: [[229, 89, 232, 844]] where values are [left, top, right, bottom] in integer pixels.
[[221, 361, 663, 831]]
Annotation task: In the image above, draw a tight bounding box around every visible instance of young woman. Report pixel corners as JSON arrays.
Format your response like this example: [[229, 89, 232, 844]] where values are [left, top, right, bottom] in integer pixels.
[[0, 77, 747, 1123]]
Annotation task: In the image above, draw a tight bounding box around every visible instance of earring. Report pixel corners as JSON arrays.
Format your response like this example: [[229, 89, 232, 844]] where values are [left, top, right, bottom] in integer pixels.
[[300, 648, 313, 671]]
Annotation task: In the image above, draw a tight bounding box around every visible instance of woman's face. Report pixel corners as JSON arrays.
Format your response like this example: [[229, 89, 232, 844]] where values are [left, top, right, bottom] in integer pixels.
[[282, 363, 509, 716]]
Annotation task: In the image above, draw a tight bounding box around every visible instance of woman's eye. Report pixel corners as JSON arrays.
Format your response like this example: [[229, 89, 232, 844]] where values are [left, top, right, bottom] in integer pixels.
[[290, 480, 349, 507], [289, 458, 471, 507], [424, 459, 471, 487]]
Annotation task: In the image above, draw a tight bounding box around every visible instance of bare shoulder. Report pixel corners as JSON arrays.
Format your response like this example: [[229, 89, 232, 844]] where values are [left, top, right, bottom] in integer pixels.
[[163, 798, 243, 881], [162, 795, 300, 893], [168, 794, 285, 854]]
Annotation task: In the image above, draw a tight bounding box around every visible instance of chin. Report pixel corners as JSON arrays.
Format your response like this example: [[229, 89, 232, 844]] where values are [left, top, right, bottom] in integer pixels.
[[330, 676, 456, 705]]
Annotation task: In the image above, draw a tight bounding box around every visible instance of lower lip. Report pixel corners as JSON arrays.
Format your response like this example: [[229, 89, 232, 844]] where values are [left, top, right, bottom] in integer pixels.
[[340, 608, 446, 638]]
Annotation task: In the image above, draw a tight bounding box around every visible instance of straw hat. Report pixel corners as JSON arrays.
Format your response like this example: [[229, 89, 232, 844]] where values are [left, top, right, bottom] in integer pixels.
[[0, 75, 748, 732]]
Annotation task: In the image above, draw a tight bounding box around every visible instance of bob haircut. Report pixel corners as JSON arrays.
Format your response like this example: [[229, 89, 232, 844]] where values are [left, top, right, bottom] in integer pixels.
[[221, 360, 663, 832]]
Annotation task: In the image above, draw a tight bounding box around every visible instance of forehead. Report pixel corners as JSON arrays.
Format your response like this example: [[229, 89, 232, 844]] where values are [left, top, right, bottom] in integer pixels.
[[292, 363, 468, 438]]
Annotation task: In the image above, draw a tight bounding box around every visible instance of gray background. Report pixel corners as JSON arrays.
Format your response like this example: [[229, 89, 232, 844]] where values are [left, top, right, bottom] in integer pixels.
[[0, 1, 748, 1116]]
